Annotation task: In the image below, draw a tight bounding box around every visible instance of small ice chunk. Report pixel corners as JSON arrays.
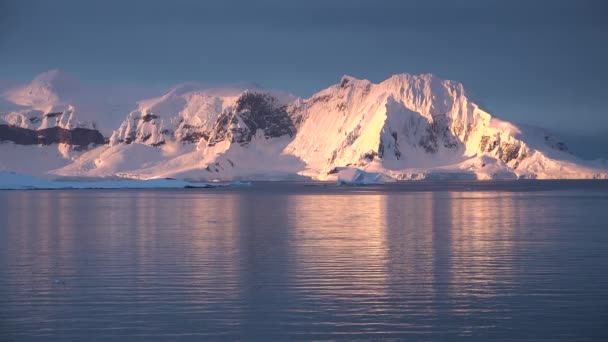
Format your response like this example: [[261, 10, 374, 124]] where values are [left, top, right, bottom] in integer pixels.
[[335, 168, 389, 185]]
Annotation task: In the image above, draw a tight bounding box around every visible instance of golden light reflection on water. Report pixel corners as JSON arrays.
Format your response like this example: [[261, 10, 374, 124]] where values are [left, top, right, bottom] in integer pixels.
[[382, 192, 438, 315], [284, 191, 527, 321], [448, 192, 519, 296], [3, 190, 525, 303], [288, 194, 388, 300]]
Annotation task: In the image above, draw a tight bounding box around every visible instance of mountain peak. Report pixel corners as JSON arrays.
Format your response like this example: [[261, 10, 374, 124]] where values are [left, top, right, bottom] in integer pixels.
[[3, 69, 80, 111], [339, 75, 370, 88], [163, 81, 267, 98], [30, 69, 79, 92], [383, 72, 442, 86]]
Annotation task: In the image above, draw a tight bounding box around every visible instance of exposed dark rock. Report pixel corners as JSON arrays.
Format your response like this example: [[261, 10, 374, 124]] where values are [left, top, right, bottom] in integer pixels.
[[361, 150, 377, 161], [174, 123, 206, 144], [391, 132, 401, 159], [479, 135, 499, 153], [500, 142, 521, 164], [207, 92, 295, 146], [419, 115, 460, 153], [310, 94, 331, 105], [141, 113, 158, 122], [0, 124, 105, 148], [512, 149, 528, 169], [328, 150, 338, 164], [340, 77, 350, 88], [443, 141, 458, 149], [206, 110, 233, 146], [236, 92, 294, 138], [419, 125, 438, 153], [453, 121, 465, 138], [362, 83, 371, 96], [180, 131, 208, 144], [123, 131, 136, 144], [487, 140, 499, 152], [479, 135, 490, 151], [343, 127, 360, 147], [290, 112, 307, 129], [44, 112, 63, 118]]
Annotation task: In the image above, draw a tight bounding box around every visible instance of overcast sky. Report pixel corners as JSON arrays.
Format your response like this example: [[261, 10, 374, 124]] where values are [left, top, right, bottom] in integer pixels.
[[1, 0, 607, 157]]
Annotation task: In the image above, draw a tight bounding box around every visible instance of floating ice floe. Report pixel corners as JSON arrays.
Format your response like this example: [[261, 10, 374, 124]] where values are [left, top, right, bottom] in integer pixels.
[[334, 167, 393, 186]]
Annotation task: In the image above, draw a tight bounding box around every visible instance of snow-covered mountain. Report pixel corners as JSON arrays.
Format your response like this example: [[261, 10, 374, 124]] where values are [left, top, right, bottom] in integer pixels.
[[0, 69, 158, 136], [1, 70, 96, 134], [1, 70, 606, 180]]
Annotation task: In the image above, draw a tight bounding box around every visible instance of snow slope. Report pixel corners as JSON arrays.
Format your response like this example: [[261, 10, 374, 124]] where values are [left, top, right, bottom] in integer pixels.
[[1, 71, 607, 181], [0, 142, 81, 176]]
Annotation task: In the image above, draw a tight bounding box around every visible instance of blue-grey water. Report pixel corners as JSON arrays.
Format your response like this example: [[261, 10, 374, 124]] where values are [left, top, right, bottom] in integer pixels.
[[1, 181, 607, 341]]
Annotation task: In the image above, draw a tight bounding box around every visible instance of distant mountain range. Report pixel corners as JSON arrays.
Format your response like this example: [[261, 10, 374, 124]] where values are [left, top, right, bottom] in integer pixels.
[[1, 70, 606, 181]]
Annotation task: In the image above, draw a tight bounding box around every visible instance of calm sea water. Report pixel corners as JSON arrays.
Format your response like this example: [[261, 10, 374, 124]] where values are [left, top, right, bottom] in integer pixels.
[[1, 181, 607, 341]]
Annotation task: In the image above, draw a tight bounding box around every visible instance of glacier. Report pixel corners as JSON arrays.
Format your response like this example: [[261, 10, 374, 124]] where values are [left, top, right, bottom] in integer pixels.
[[1, 70, 607, 182]]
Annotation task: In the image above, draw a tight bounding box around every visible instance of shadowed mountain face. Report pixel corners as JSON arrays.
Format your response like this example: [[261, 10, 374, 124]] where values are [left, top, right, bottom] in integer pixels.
[[208, 92, 295, 146], [0, 125, 105, 149]]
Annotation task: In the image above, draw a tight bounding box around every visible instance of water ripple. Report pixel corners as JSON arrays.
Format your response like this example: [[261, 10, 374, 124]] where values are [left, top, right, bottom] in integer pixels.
[[1, 185, 607, 340]]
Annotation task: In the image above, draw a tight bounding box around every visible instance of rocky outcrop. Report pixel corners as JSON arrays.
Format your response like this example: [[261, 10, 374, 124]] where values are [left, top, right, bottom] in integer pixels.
[[110, 91, 295, 147], [0, 124, 105, 148], [207, 92, 295, 146]]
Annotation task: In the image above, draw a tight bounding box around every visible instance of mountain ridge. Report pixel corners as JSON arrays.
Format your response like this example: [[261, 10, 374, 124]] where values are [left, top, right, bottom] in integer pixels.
[[1, 70, 606, 181]]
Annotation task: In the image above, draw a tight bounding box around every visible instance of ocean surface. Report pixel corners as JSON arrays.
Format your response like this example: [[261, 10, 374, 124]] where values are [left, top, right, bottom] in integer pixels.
[[1, 181, 607, 341]]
